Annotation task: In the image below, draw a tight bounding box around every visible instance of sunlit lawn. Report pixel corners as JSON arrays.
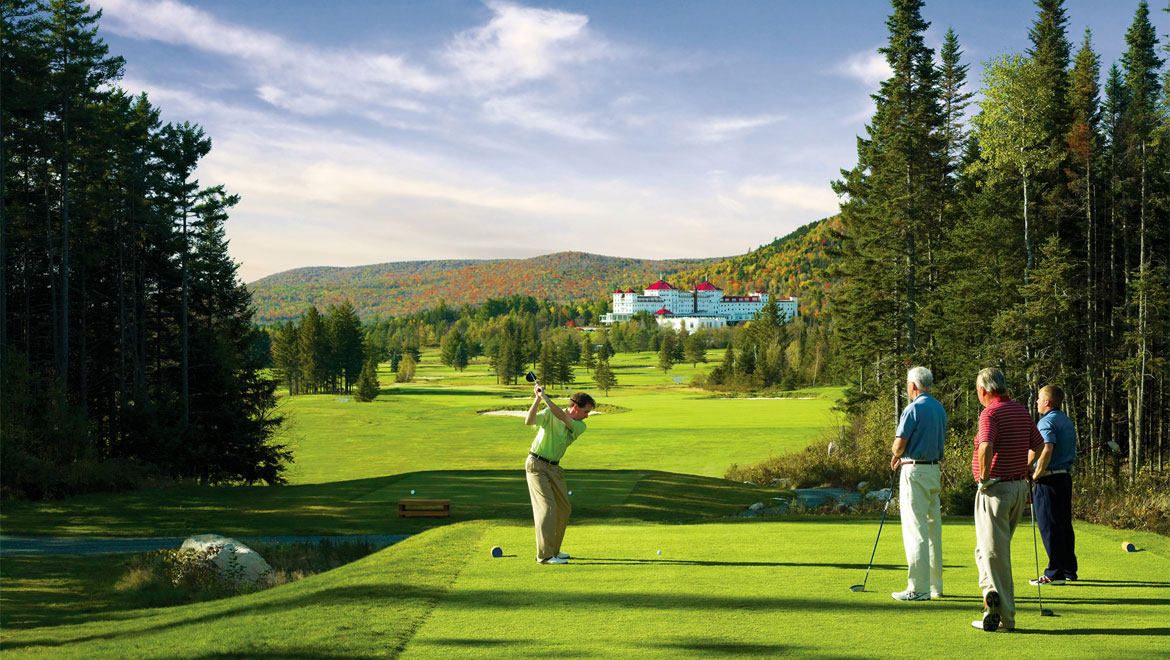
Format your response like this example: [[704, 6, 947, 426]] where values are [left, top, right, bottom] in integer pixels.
[[2, 519, 1166, 659], [280, 348, 843, 483], [4, 348, 1164, 659]]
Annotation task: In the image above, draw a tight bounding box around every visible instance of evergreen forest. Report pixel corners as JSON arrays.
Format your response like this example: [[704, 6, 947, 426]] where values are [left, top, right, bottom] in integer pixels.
[[1, 1, 289, 498], [828, 0, 1168, 519]]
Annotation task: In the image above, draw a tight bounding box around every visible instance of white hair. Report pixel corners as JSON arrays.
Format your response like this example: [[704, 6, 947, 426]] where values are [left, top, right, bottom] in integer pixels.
[[907, 366, 933, 392], [976, 367, 1006, 394]]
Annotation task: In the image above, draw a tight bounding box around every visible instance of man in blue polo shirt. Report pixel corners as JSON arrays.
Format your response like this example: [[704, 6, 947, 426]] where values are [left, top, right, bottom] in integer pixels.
[[890, 366, 947, 602], [1029, 384, 1078, 585]]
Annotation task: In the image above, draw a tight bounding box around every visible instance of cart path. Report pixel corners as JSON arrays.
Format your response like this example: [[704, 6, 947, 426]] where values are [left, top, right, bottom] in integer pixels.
[[0, 534, 410, 556]]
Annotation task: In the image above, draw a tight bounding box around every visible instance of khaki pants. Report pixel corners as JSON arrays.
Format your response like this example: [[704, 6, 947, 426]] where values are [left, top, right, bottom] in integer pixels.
[[526, 454, 570, 560], [974, 479, 1029, 629], [899, 464, 943, 594]]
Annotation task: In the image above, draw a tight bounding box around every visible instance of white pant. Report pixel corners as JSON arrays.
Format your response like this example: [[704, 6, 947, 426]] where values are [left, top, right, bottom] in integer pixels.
[[899, 464, 943, 594]]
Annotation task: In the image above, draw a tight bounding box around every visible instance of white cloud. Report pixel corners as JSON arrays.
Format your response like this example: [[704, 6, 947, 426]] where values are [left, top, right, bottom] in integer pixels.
[[444, 1, 608, 91], [692, 113, 785, 143], [736, 178, 841, 214], [95, 0, 442, 117], [482, 95, 611, 140], [838, 49, 892, 88]]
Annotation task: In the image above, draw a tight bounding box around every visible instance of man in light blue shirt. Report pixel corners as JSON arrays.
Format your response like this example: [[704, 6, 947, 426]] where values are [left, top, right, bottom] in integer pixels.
[[890, 366, 947, 602], [1029, 384, 1078, 585]]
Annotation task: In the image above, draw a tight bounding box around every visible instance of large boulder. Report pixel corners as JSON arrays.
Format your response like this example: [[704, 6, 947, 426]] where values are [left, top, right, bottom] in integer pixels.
[[180, 534, 273, 586]]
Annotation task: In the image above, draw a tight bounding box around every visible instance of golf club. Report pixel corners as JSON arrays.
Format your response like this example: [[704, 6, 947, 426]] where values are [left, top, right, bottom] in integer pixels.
[[1030, 486, 1056, 617], [849, 465, 898, 592], [525, 370, 542, 395]]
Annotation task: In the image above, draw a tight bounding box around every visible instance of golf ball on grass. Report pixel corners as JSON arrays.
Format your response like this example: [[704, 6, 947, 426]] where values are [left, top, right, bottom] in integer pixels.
[[657, 550, 661, 555], [410, 490, 415, 495], [491, 546, 503, 558], [568, 490, 572, 495]]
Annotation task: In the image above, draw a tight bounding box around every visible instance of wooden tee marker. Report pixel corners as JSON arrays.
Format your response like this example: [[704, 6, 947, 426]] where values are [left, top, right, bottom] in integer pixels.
[[398, 498, 451, 518]]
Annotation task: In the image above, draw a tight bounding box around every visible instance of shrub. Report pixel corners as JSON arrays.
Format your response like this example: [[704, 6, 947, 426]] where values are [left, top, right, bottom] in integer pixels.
[[1074, 471, 1170, 536], [113, 539, 380, 607], [726, 397, 980, 516]]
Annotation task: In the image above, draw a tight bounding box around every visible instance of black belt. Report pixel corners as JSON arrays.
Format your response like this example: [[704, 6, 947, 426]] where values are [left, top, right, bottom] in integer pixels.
[[529, 451, 558, 466], [901, 459, 939, 465]]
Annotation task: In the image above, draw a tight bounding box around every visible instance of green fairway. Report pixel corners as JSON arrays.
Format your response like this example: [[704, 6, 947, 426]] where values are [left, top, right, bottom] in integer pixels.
[[279, 349, 842, 484], [2, 519, 1166, 658], [3, 348, 1166, 658]]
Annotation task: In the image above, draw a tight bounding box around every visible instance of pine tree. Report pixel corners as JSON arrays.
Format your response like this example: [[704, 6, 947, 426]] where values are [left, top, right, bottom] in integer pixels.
[[579, 335, 596, 372], [831, 0, 946, 418], [1119, 0, 1164, 480], [657, 335, 675, 373], [356, 360, 380, 402], [298, 307, 326, 394], [593, 360, 617, 396], [538, 340, 558, 387], [685, 332, 708, 367]]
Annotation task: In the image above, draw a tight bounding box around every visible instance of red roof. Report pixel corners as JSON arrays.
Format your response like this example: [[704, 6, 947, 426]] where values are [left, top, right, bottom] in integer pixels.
[[645, 280, 675, 291], [626, 288, 637, 293], [653, 307, 673, 315], [614, 288, 625, 293], [695, 281, 721, 291]]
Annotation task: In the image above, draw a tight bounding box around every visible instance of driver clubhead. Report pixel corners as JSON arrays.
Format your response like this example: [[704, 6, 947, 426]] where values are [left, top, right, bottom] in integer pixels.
[[848, 585, 865, 592], [525, 370, 537, 383]]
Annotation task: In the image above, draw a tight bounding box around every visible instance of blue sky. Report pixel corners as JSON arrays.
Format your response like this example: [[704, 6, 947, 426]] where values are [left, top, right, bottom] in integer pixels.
[[91, 0, 1159, 282]]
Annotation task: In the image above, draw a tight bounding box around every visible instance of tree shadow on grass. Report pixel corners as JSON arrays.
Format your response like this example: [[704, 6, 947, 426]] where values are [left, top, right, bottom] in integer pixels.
[[570, 556, 965, 570], [650, 639, 799, 656], [418, 638, 524, 647], [1069, 579, 1169, 588], [1014, 627, 1169, 637]]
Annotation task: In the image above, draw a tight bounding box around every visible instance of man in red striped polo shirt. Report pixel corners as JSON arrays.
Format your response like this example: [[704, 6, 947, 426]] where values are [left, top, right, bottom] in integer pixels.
[[970, 367, 1043, 632]]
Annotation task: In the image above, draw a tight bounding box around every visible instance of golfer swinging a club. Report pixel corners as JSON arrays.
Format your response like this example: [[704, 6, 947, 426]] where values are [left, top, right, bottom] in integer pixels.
[[523, 374, 595, 565]]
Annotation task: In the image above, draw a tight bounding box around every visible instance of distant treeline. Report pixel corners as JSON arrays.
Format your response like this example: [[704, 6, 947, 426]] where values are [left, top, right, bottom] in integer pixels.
[[1, 2, 288, 499], [247, 252, 723, 325], [831, 0, 1168, 508], [268, 301, 370, 397]]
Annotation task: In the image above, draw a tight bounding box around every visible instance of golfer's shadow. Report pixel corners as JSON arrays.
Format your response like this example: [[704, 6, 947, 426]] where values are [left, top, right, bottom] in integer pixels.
[[570, 557, 910, 569]]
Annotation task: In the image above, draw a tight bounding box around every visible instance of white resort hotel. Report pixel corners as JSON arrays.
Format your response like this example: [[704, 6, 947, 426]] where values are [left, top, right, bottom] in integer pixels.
[[600, 279, 797, 331]]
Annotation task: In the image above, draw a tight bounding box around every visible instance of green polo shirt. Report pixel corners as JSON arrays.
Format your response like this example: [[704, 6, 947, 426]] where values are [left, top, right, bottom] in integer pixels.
[[529, 408, 586, 463]]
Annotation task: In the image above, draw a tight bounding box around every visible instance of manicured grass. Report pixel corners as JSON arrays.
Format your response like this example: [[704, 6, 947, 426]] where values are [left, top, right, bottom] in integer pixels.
[[2, 518, 1166, 658], [4, 347, 1165, 658], [0, 470, 788, 537], [279, 349, 842, 484]]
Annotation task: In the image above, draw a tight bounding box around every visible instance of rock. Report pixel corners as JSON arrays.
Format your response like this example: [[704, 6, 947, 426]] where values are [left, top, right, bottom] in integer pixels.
[[866, 488, 892, 501], [770, 477, 792, 488], [180, 534, 273, 586], [743, 481, 758, 486], [749, 502, 765, 511]]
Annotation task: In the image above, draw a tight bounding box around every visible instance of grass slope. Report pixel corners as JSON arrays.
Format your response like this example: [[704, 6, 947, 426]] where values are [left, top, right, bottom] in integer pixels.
[[3, 519, 1166, 658], [0, 470, 786, 538]]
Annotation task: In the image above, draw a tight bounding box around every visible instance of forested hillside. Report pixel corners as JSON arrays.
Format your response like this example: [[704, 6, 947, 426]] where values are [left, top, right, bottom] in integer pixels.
[[247, 252, 724, 324], [670, 217, 841, 316]]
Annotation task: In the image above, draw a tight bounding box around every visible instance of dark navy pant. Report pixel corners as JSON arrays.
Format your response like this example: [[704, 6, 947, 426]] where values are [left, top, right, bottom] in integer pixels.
[[1034, 472, 1078, 580]]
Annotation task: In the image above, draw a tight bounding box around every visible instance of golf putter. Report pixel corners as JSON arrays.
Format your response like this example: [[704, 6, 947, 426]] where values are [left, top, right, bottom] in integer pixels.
[[1030, 487, 1056, 616], [850, 466, 898, 592]]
